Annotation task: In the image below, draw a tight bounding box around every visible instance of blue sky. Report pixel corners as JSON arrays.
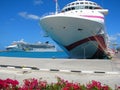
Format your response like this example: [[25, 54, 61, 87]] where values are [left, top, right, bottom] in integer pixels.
[[0, 0, 120, 50]]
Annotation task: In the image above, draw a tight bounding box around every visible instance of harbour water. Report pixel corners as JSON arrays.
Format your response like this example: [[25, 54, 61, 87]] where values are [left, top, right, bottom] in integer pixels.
[[0, 51, 69, 58]]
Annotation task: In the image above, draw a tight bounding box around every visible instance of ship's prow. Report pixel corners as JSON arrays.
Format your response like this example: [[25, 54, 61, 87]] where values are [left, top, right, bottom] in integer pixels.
[[40, 0, 109, 59]]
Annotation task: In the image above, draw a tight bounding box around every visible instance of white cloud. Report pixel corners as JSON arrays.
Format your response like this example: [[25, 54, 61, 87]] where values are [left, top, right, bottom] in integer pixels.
[[34, 0, 43, 5], [108, 33, 120, 42], [27, 14, 40, 20], [18, 12, 40, 20], [18, 12, 27, 18], [117, 33, 120, 37], [108, 35, 117, 41]]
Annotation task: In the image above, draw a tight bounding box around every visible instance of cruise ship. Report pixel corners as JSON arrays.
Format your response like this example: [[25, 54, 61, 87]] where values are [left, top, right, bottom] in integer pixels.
[[40, 0, 109, 59], [6, 39, 57, 52]]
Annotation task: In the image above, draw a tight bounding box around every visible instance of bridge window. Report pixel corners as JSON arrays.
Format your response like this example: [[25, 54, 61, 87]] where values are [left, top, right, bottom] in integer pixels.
[[85, 6, 89, 9], [72, 3, 75, 5], [65, 9, 68, 11], [85, 2, 88, 4], [71, 7, 75, 10], [68, 8, 71, 11], [89, 2, 92, 5], [80, 2, 84, 4], [93, 3, 97, 5], [89, 6, 93, 9]]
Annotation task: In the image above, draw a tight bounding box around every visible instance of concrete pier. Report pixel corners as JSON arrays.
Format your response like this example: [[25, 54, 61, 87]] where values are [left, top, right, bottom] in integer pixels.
[[0, 52, 120, 89]]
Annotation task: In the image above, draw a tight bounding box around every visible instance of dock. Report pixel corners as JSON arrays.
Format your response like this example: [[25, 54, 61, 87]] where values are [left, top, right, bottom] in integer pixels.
[[0, 52, 120, 89]]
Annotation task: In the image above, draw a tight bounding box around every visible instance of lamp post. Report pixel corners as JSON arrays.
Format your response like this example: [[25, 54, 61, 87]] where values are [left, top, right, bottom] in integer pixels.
[[82, 44, 90, 59], [83, 47, 86, 59], [82, 45, 87, 59]]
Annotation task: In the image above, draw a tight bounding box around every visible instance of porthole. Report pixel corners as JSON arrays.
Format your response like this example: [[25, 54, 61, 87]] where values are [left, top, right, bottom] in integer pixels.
[[78, 28, 83, 31]]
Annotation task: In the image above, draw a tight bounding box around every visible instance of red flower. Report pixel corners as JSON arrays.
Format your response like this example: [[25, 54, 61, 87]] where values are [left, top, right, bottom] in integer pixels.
[[102, 85, 110, 90], [62, 87, 69, 90], [87, 80, 102, 90], [5, 78, 19, 87]]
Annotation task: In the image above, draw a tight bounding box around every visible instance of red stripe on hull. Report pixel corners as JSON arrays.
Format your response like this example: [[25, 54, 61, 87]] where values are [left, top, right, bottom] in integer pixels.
[[65, 35, 107, 59]]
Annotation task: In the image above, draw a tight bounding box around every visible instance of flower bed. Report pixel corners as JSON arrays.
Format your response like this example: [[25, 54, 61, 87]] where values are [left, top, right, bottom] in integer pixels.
[[0, 77, 120, 90]]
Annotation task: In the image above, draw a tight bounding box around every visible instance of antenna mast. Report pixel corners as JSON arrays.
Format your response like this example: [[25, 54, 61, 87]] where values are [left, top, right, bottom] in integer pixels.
[[55, 0, 59, 14]]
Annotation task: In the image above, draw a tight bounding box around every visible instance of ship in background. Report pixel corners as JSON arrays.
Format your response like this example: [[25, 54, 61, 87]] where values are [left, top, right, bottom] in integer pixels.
[[40, 0, 110, 59], [6, 39, 57, 52]]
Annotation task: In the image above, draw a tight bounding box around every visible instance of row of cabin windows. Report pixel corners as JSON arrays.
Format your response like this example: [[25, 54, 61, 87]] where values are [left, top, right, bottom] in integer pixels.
[[62, 6, 101, 12], [67, 2, 97, 7]]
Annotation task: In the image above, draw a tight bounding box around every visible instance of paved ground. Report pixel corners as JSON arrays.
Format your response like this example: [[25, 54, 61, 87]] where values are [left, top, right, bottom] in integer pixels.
[[0, 57, 113, 71], [0, 52, 120, 89]]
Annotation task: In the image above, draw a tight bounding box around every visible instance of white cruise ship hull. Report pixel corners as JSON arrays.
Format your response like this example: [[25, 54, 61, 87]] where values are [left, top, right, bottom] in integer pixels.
[[40, 15, 107, 59]]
